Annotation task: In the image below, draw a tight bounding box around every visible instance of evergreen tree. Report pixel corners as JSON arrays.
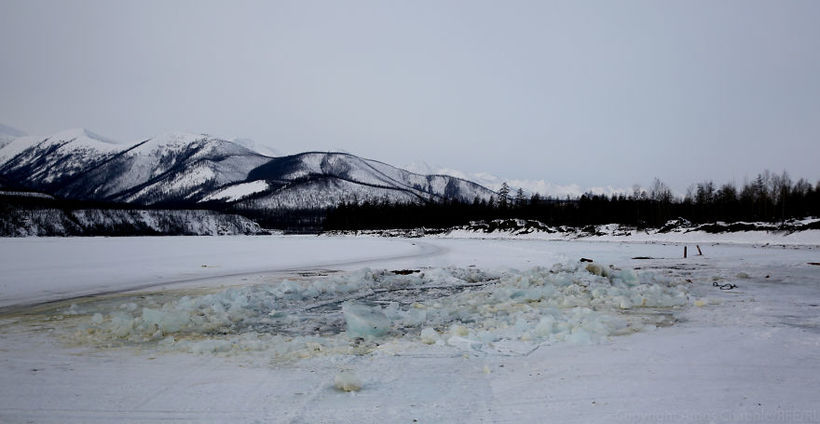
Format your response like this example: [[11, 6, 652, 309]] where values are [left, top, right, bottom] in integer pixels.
[[498, 182, 510, 208], [515, 188, 526, 206]]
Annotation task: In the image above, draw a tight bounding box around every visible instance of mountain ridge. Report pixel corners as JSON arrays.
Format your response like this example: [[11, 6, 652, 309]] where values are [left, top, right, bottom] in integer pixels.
[[0, 128, 496, 210]]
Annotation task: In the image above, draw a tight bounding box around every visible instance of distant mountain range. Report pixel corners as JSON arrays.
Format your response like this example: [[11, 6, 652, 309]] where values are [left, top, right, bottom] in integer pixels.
[[0, 127, 496, 209]]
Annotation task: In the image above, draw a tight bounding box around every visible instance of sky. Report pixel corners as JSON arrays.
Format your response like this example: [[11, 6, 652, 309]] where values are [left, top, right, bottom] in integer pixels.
[[1, 0, 819, 195]]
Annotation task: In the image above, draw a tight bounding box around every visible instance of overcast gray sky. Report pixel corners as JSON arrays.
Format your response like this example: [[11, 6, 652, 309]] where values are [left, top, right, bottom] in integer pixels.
[[1, 0, 818, 194]]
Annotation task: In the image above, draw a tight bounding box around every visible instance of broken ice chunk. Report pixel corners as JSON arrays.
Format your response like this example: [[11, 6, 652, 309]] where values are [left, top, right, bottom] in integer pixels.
[[341, 301, 391, 339], [585, 263, 610, 277], [420, 327, 438, 344], [141, 307, 189, 335]]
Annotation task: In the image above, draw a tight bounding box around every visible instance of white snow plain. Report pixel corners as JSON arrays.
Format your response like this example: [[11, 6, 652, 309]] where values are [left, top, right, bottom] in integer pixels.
[[0, 236, 435, 308], [0, 236, 819, 423]]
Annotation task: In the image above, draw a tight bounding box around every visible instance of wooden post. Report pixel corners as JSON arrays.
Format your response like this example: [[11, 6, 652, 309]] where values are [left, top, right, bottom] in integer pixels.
[[696, 245, 703, 256], [684, 246, 688, 258]]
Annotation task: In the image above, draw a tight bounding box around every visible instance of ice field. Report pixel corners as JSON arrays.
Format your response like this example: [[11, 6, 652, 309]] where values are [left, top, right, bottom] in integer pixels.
[[1, 235, 819, 423]]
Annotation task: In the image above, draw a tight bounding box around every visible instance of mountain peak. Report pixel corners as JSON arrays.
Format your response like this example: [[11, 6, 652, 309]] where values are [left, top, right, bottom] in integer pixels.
[[230, 137, 280, 157], [132, 132, 210, 153], [48, 128, 119, 145], [149, 131, 208, 144], [403, 161, 437, 175]]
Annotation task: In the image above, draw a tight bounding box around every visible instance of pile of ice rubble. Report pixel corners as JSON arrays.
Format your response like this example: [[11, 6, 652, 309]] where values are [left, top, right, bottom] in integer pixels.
[[62, 262, 691, 359]]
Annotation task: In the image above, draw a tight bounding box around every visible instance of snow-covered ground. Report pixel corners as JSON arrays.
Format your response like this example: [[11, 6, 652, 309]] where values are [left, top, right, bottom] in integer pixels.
[[444, 226, 820, 246], [0, 236, 435, 308], [439, 219, 820, 247], [0, 236, 818, 423]]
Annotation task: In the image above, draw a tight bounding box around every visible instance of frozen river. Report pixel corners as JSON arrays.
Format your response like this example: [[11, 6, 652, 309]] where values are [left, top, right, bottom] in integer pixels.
[[0, 236, 818, 423], [4, 235, 803, 308]]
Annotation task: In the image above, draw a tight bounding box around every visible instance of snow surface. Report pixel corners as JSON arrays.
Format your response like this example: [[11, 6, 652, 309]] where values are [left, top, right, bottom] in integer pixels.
[[441, 220, 820, 247], [1, 237, 819, 423], [163, 163, 216, 192], [0, 135, 51, 165], [130, 131, 208, 154], [0, 236, 432, 307], [201, 180, 270, 202], [242, 177, 421, 210]]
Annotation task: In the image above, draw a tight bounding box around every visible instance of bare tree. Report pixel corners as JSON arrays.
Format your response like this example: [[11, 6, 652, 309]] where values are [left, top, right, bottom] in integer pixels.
[[648, 178, 673, 202]]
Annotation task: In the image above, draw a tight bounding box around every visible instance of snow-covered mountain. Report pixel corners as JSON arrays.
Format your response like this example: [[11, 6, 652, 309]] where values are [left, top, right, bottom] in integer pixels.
[[0, 129, 495, 209], [0, 129, 269, 204], [224, 152, 495, 209]]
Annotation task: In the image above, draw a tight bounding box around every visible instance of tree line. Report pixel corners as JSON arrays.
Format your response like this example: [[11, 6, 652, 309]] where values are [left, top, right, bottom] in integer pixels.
[[323, 171, 820, 231]]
